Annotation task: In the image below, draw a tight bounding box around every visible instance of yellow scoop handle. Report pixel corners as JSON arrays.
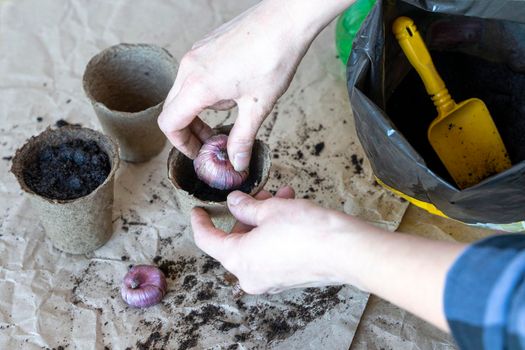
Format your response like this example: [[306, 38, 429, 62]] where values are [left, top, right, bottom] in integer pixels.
[[392, 17, 456, 119]]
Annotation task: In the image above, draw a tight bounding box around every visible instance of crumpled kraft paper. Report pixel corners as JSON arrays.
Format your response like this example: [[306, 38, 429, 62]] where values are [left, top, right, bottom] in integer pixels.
[[350, 205, 497, 350], [0, 0, 410, 349]]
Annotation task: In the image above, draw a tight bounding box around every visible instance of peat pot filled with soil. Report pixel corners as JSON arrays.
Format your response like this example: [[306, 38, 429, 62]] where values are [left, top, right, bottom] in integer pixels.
[[11, 126, 119, 254], [168, 125, 271, 233], [83, 43, 178, 163]]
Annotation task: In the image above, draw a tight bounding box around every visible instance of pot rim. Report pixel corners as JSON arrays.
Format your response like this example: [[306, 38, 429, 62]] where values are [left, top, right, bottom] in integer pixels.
[[167, 126, 271, 205], [11, 126, 120, 205], [82, 43, 178, 117]]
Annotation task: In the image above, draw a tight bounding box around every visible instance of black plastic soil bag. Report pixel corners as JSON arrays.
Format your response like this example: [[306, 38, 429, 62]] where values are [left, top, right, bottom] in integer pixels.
[[347, 0, 525, 226]]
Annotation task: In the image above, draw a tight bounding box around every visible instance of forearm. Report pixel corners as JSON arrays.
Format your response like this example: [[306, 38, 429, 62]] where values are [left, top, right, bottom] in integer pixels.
[[265, 0, 356, 41], [333, 219, 466, 331], [274, 0, 465, 332]]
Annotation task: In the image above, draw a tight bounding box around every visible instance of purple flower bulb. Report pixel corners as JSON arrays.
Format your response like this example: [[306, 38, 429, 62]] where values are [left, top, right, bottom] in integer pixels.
[[193, 134, 249, 190]]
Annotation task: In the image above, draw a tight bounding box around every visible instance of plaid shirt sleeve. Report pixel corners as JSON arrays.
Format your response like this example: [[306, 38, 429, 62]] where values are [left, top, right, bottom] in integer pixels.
[[445, 234, 525, 350]]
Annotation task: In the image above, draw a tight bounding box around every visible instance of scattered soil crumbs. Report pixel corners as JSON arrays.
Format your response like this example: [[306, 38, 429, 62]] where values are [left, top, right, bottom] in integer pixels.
[[195, 281, 217, 301], [201, 255, 221, 273], [350, 154, 364, 175], [178, 305, 227, 350], [238, 286, 345, 342], [133, 249, 349, 349], [136, 322, 170, 350], [171, 286, 345, 349], [23, 139, 110, 200], [55, 119, 81, 128], [149, 194, 159, 204], [182, 275, 197, 290], [313, 142, 325, 156], [120, 213, 147, 233], [263, 113, 357, 205], [156, 256, 197, 280]]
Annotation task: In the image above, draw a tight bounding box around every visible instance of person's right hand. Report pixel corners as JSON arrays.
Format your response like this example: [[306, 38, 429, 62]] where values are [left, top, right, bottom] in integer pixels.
[[158, 0, 350, 171]]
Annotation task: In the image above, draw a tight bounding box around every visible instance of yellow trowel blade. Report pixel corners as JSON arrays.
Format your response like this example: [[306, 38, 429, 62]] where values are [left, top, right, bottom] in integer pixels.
[[428, 98, 511, 189]]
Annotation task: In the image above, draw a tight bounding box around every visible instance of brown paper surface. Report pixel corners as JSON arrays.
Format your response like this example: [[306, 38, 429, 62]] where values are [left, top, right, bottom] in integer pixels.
[[0, 0, 410, 349], [350, 205, 497, 350]]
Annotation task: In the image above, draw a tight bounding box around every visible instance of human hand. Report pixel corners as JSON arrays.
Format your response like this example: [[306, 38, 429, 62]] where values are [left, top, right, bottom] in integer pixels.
[[158, 0, 351, 171], [191, 186, 359, 294], [191, 185, 465, 332]]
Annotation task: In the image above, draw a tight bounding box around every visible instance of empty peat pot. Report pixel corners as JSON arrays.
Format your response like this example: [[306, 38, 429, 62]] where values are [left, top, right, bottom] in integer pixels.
[[11, 127, 119, 254], [83, 43, 178, 162], [168, 126, 271, 232]]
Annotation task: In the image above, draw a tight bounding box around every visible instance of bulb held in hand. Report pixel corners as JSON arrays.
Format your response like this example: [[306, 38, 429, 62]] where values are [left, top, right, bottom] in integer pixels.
[[194, 134, 249, 190]]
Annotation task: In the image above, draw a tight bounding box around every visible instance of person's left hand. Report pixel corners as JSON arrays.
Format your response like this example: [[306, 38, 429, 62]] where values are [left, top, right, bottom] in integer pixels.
[[191, 185, 362, 294]]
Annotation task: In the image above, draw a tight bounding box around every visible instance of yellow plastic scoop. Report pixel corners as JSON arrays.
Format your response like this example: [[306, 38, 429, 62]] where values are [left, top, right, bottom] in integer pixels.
[[392, 17, 511, 189]]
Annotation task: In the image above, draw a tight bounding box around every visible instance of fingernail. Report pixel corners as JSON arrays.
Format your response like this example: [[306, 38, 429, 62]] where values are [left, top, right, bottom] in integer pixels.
[[228, 191, 245, 206], [233, 152, 250, 172]]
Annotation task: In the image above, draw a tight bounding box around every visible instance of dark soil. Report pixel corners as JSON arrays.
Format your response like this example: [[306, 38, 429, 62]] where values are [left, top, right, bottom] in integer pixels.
[[313, 142, 325, 156], [174, 145, 264, 203], [136, 331, 167, 350], [147, 249, 347, 349], [79, 248, 349, 350], [387, 51, 525, 181], [201, 256, 221, 274], [23, 139, 110, 200], [182, 275, 197, 290], [136, 323, 170, 350], [237, 286, 345, 342], [183, 169, 257, 203], [156, 256, 197, 280], [350, 154, 364, 175], [177, 305, 226, 350], [195, 281, 217, 301], [55, 119, 81, 128]]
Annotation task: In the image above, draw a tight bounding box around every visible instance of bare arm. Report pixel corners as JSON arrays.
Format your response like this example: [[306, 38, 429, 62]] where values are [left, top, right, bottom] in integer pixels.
[[335, 223, 465, 331], [191, 188, 466, 332]]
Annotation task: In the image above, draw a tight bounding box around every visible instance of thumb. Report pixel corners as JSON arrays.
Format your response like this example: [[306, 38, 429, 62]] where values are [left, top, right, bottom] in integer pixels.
[[228, 99, 268, 171], [227, 190, 273, 227]]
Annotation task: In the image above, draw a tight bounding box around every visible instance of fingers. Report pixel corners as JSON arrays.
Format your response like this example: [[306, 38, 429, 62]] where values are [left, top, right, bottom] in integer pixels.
[[227, 187, 294, 227], [227, 99, 269, 171], [164, 75, 183, 108], [230, 190, 273, 234], [158, 84, 214, 158], [253, 189, 274, 201], [226, 191, 266, 227], [209, 99, 237, 111], [275, 185, 295, 199], [191, 207, 229, 261], [189, 116, 214, 142]]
